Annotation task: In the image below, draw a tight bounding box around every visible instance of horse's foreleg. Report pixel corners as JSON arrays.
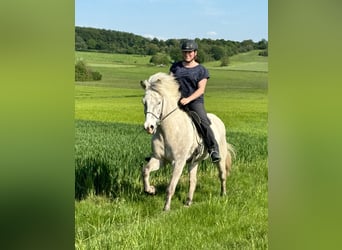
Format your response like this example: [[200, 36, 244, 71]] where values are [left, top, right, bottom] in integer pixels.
[[142, 157, 162, 195], [185, 163, 198, 207], [164, 160, 186, 211]]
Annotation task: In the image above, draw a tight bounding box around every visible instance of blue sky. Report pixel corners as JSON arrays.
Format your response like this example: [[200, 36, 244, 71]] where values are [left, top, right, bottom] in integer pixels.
[[75, 0, 268, 42]]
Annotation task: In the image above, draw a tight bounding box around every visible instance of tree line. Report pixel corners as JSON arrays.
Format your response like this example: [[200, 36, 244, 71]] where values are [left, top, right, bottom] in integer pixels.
[[75, 26, 267, 64]]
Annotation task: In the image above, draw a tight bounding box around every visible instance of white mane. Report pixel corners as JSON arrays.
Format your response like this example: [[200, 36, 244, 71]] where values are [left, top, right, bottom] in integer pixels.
[[147, 72, 181, 100]]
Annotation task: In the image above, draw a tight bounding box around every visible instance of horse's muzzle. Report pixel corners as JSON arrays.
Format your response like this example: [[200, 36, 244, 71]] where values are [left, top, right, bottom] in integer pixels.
[[144, 123, 156, 134]]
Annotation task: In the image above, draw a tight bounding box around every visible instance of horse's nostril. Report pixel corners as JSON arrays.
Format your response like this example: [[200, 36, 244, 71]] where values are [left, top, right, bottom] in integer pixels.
[[150, 125, 154, 130]]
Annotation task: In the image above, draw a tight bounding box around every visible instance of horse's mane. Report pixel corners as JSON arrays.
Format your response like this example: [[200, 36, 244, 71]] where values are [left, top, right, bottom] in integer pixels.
[[147, 72, 181, 100]]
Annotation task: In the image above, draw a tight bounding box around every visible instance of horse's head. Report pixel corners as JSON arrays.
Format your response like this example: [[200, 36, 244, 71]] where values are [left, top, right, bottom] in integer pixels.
[[140, 72, 180, 134], [141, 87, 163, 134]]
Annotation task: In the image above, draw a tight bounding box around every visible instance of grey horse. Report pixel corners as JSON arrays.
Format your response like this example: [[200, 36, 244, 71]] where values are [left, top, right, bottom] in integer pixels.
[[140, 72, 235, 211]]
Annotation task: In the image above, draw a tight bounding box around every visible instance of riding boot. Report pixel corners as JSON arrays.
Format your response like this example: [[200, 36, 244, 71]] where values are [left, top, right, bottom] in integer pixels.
[[209, 148, 221, 163]]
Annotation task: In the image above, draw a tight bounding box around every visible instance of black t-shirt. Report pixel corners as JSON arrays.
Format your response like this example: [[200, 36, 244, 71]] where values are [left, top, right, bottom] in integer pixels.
[[170, 61, 210, 103]]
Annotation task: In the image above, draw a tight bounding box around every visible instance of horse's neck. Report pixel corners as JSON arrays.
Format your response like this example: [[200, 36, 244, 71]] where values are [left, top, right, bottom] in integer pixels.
[[159, 98, 201, 152], [160, 98, 191, 131], [162, 98, 178, 117]]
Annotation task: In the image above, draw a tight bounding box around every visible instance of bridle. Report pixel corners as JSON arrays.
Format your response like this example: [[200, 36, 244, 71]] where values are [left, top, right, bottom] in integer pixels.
[[145, 96, 178, 125]]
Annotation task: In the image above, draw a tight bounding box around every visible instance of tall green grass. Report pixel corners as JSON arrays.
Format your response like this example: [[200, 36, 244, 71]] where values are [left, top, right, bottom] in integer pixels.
[[75, 51, 268, 249]]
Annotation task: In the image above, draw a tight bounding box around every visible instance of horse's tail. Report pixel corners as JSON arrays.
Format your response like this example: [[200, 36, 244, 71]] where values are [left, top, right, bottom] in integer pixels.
[[225, 143, 236, 175]]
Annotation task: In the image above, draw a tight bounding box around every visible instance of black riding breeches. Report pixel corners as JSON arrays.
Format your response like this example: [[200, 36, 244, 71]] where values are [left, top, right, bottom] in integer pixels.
[[185, 102, 219, 152]]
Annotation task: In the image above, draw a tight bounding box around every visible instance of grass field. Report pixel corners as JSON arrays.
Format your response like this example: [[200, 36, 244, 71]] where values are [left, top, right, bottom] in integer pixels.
[[75, 50, 268, 249]]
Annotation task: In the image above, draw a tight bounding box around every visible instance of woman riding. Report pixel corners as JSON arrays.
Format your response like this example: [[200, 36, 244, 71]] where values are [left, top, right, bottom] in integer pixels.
[[170, 39, 221, 163]]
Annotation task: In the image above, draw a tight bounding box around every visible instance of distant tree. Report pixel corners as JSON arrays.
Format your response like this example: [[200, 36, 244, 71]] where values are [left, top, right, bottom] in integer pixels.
[[257, 39, 268, 50], [165, 39, 180, 47], [220, 56, 229, 66], [75, 35, 87, 50], [75, 26, 265, 63], [169, 47, 182, 62], [146, 44, 159, 55], [240, 39, 254, 52], [95, 40, 107, 50], [211, 45, 225, 60], [87, 38, 97, 50], [258, 49, 268, 57], [150, 53, 170, 65], [75, 61, 88, 81], [75, 61, 102, 81], [126, 47, 135, 54], [196, 49, 206, 63], [196, 42, 211, 62], [91, 71, 102, 80]]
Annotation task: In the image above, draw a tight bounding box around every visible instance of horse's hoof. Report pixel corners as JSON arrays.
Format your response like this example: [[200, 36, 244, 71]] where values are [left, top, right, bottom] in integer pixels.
[[144, 186, 156, 195], [185, 199, 192, 207]]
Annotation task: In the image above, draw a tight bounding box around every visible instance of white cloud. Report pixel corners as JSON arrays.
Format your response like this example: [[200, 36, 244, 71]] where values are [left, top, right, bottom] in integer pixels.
[[143, 34, 155, 40], [143, 34, 166, 41], [206, 31, 217, 36]]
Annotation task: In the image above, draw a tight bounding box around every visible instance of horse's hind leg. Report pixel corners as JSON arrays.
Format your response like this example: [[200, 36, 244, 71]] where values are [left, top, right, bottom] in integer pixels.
[[218, 149, 233, 195], [185, 162, 199, 207], [142, 157, 162, 195], [217, 159, 227, 195]]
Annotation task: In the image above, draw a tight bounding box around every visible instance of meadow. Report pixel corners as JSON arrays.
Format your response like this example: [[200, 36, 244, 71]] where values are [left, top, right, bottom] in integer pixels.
[[75, 50, 268, 249]]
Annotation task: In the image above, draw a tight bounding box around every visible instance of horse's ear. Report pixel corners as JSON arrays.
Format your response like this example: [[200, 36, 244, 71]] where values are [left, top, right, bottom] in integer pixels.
[[140, 80, 147, 89]]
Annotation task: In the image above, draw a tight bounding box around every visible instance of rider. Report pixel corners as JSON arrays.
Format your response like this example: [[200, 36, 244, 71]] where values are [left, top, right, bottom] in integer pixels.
[[170, 40, 221, 163]]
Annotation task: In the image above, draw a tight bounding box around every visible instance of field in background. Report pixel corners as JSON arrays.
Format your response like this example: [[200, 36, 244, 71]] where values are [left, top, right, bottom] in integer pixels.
[[75, 51, 268, 249]]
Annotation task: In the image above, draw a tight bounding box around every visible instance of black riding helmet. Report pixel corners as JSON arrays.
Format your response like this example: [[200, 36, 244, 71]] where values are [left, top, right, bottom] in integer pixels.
[[181, 40, 198, 51]]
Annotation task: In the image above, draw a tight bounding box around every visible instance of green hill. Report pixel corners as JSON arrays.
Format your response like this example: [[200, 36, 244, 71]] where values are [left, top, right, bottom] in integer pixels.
[[76, 49, 268, 73], [75, 26, 268, 63], [204, 50, 268, 72]]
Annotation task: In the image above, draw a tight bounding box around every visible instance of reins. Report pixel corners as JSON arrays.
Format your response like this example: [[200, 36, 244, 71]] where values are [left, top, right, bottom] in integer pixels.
[[159, 106, 178, 123]]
